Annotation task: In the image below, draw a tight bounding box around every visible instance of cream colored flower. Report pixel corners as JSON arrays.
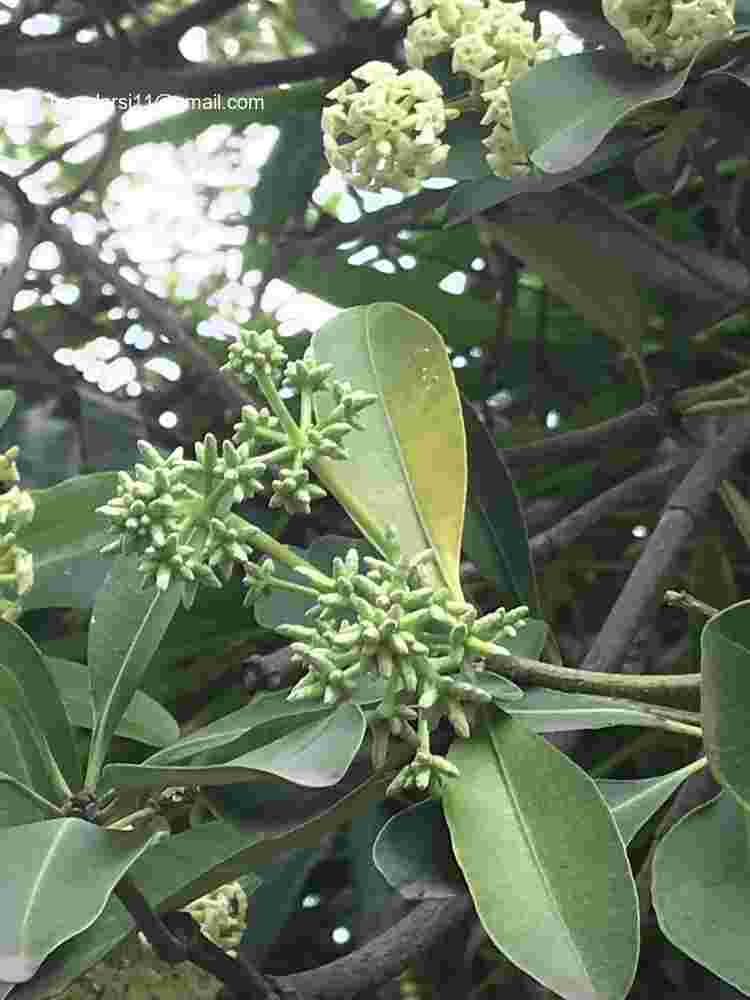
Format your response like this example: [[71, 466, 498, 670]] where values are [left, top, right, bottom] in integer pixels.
[[602, 0, 735, 70], [321, 61, 458, 192]]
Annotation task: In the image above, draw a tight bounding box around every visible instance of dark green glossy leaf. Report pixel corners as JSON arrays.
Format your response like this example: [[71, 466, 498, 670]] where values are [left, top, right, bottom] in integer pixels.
[[511, 51, 694, 174], [461, 398, 538, 608], [102, 702, 366, 791], [43, 657, 179, 748], [597, 759, 706, 845], [87, 555, 183, 786], [21, 474, 118, 610], [701, 599, 750, 805], [653, 790, 750, 993], [312, 303, 466, 598], [373, 798, 464, 900], [0, 818, 165, 988], [144, 677, 383, 769], [443, 710, 639, 1000], [250, 110, 322, 225], [0, 622, 79, 792]]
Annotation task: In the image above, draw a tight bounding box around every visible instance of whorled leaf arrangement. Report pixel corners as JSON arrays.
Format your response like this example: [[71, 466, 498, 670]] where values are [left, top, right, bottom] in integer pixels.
[[95, 323, 530, 796]]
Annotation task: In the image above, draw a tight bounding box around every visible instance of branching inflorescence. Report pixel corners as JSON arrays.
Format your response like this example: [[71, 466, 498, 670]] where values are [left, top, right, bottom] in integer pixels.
[[96, 324, 530, 796]]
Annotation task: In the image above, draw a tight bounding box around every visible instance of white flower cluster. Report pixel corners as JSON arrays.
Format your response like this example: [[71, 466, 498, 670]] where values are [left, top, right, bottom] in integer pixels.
[[62, 883, 249, 1000], [321, 0, 559, 190], [322, 61, 460, 193], [602, 0, 735, 70], [0, 448, 35, 622]]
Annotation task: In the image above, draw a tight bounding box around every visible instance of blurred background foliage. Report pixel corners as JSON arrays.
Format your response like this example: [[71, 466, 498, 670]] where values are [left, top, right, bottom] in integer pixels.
[[2, 0, 750, 996]]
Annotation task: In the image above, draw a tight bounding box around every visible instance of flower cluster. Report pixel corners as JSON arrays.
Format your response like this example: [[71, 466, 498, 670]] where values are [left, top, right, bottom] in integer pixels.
[[602, 0, 735, 71], [96, 327, 378, 597], [322, 0, 559, 188], [274, 531, 529, 795], [60, 882, 249, 1000], [0, 447, 35, 622], [322, 62, 460, 193]]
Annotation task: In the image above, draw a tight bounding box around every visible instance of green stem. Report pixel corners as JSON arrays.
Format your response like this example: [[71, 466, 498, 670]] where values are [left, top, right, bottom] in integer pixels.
[[255, 369, 304, 446], [0, 771, 64, 817], [300, 387, 313, 432], [226, 511, 334, 590], [269, 577, 321, 598], [663, 590, 719, 619], [486, 651, 701, 711]]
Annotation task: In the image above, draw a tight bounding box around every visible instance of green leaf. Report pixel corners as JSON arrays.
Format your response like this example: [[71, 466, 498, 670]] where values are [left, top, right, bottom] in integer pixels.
[[143, 678, 383, 769], [0, 818, 165, 987], [43, 657, 179, 748], [510, 51, 694, 174], [86, 555, 183, 788], [23, 554, 108, 612], [0, 390, 15, 431], [444, 134, 650, 225], [0, 622, 79, 792], [101, 702, 366, 791], [701, 599, 750, 805], [461, 398, 538, 608], [653, 790, 750, 993], [250, 110, 322, 225], [499, 619, 547, 659], [597, 759, 707, 845], [22, 473, 118, 610], [312, 303, 467, 597], [0, 701, 62, 817], [505, 688, 673, 732], [464, 670, 524, 702], [443, 710, 639, 1000], [12, 756, 401, 1000], [0, 771, 51, 828], [373, 798, 464, 900], [483, 215, 650, 387]]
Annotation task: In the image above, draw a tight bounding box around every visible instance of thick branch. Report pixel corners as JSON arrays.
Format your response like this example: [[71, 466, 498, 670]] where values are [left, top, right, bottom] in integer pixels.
[[280, 895, 473, 1000], [529, 453, 695, 565], [135, 0, 244, 61], [502, 400, 666, 470], [582, 412, 750, 675], [0, 16, 406, 98]]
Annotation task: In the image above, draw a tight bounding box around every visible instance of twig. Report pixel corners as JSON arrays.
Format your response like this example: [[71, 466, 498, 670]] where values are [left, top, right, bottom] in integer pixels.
[[502, 400, 666, 469], [663, 589, 719, 618], [582, 412, 750, 675], [529, 454, 694, 565], [486, 651, 701, 712]]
